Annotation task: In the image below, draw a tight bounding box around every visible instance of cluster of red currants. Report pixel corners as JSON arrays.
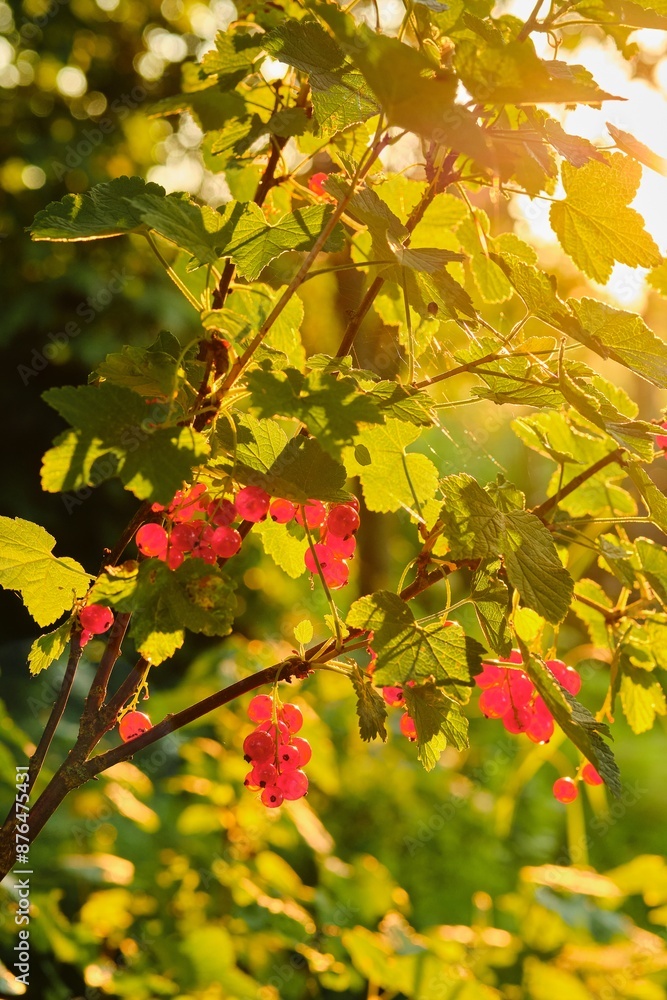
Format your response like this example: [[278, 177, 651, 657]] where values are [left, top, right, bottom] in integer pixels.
[[553, 764, 603, 803], [475, 650, 582, 744], [296, 497, 359, 590], [135, 484, 359, 589], [135, 483, 242, 570], [243, 695, 311, 808], [78, 603, 115, 647]]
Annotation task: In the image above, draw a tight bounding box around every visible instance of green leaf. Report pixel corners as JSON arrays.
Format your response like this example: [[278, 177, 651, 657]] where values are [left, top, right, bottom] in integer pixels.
[[351, 665, 388, 742], [92, 559, 236, 665], [42, 384, 210, 505], [491, 253, 576, 332], [572, 579, 613, 649], [568, 297, 667, 390], [549, 153, 661, 283], [0, 517, 91, 627], [470, 253, 513, 303], [403, 682, 469, 771], [96, 344, 180, 399], [245, 367, 383, 459], [216, 415, 351, 503], [343, 420, 439, 517], [312, 3, 505, 172], [199, 30, 263, 86], [454, 30, 619, 105], [619, 665, 667, 733], [27, 619, 73, 675], [218, 202, 345, 280], [635, 537, 667, 603], [346, 591, 484, 700], [439, 474, 574, 624], [627, 464, 667, 536], [607, 122, 667, 177], [294, 620, 313, 645], [29, 176, 164, 241], [524, 651, 621, 796], [255, 518, 308, 578], [470, 563, 512, 656]]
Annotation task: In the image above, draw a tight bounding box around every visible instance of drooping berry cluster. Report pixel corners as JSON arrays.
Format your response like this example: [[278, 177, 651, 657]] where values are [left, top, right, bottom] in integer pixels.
[[135, 484, 359, 589], [476, 650, 582, 744], [136, 483, 242, 570], [243, 695, 311, 808], [297, 497, 359, 590], [553, 763, 603, 803], [78, 603, 114, 647]]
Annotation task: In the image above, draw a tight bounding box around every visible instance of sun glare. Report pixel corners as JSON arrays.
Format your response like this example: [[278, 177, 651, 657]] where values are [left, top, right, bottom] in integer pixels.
[[498, 1, 667, 308]]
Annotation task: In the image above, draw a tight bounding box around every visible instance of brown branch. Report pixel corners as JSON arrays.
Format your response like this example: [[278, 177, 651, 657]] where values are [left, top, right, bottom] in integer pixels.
[[27, 634, 83, 789], [83, 613, 131, 718], [531, 449, 624, 520]]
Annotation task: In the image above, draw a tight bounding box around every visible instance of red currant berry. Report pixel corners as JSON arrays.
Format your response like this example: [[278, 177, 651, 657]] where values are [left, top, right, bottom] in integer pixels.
[[503, 650, 523, 665], [257, 720, 290, 743], [400, 713, 417, 741], [244, 770, 260, 790], [581, 763, 603, 786], [382, 686, 405, 708], [322, 559, 349, 590], [304, 543, 332, 573], [235, 486, 271, 522], [119, 711, 152, 742], [136, 523, 168, 559], [270, 499, 297, 523], [655, 421, 667, 452], [167, 546, 185, 570], [502, 704, 533, 734], [210, 526, 242, 558], [475, 663, 505, 689], [208, 498, 237, 526], [553, 777, 578, 803], [170, 483, 208, 522], [80, 629, 93, 647], [279, 703, 303, 733], [326, 504, 360, 538], [325, 534, 356, 559], [261, 785, 284, 808], [170, 523, 199, 552], [277, 745, 300, 770], [507, 670, 534, 705], [478, 686, 510, 718], [276, 769, 309, 800], [308, 172, 328, 197], [525, 699, 555, 744], [79, 604, 114, 635], [248, 694, 273, 724], [243, 730, 275, 762], [250, 762, 278, 787], [296, 500, 326, 529], [547, 659, 581, 696], [290, 737, 312, 766]]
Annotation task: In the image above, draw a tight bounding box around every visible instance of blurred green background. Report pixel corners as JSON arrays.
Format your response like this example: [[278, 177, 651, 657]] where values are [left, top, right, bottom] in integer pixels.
[[1, 0, 667, 996]]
